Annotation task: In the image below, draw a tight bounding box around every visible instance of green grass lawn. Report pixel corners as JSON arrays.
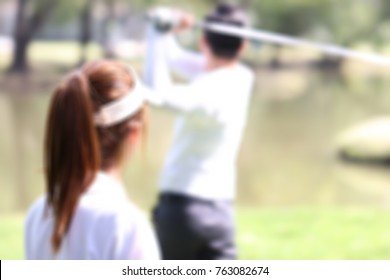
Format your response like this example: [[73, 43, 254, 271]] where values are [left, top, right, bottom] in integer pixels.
[[2, 208, 390, 260], [238, 208, 390, 259], [0, 214, 24, 260]]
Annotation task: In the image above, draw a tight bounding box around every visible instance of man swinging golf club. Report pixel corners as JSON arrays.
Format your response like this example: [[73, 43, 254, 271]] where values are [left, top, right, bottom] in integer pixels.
[[144, 3, 254, 260]]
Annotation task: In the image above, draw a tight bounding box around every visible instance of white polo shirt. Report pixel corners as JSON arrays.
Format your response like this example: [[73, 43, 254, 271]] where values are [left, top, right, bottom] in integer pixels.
[[144, 27, 254, 200], [24, 172, 160, 260]]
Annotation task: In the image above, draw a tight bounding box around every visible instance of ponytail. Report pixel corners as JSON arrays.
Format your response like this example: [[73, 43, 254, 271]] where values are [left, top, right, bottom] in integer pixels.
[[44, 71, 100, 252]]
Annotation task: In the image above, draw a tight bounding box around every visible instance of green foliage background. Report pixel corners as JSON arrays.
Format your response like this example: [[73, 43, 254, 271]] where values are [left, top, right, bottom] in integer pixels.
[[38, 0, 390, 48]]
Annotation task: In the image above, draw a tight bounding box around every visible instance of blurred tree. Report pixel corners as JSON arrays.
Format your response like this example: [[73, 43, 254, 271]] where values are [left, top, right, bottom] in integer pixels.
[[50, 0, 84, 25], [372, 0, 390, 48], [250, 0, 384, 66], [8, 0, 59, 73], [251, 0, 324, 35], [101, 0, 117, 58], [79, 0, 94, 65], [251, 0, 327, 66], [321, 0, 379, 46], [311, 0, 380, 66], [40, 0, 91, 65]]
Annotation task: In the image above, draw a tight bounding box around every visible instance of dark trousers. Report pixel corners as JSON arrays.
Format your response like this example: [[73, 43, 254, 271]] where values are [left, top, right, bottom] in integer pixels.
[[153, 193, 236, 260]]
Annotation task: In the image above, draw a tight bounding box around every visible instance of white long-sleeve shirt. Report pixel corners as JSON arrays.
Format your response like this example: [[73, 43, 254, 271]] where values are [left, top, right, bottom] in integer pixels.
[[144, 27, 254, 200], [25, 172, 160, 260]]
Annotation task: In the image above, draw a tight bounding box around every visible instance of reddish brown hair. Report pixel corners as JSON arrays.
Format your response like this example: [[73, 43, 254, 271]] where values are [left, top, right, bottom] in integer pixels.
[[44, 60, 145, 252]]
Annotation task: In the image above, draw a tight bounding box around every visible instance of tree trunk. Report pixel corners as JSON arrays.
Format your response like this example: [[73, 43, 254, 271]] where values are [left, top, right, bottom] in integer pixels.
[[102, 0, 117, 58], [8, 0, 58, 73], [79, 0, 93, 66], [269, 45, 283, 69], [9, 35, 30, 73], [8, 0, 29, 73]]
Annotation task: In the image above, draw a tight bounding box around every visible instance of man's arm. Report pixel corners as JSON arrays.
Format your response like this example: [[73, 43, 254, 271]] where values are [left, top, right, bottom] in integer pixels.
[[143, 25, 172, 89], [143, 17, 216, 117], [144, 8, 204, 82], [164, 35, 205, 80], [143, 80, 218, 118]]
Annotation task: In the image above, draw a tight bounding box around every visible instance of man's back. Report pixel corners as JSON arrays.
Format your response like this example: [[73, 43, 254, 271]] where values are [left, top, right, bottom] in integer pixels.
[[160, 63, 254, 200]]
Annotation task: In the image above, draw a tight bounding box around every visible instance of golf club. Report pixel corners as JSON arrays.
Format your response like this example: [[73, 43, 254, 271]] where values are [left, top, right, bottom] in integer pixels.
[[147, 8, 390, 66]]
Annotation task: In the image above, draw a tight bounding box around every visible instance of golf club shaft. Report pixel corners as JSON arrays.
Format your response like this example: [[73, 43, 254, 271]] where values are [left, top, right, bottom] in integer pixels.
[[197, 22, 390, 66]]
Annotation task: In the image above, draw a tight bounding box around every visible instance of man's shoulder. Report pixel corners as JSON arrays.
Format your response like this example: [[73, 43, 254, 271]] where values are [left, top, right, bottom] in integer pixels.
[[195, 63, 253, 81], [237, 63, 255, 80]]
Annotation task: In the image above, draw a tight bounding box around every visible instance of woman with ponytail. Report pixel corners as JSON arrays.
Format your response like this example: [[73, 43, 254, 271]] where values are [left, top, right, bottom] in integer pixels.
[[24, 60, 160, 259]]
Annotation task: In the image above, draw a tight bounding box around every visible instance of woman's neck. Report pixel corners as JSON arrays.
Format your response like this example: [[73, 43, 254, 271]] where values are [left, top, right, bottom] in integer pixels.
[[104, 166, 122, 183]]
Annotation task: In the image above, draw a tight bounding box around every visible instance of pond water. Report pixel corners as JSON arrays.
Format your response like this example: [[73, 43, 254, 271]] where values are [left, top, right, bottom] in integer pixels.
[[1, 68, 390, 214]]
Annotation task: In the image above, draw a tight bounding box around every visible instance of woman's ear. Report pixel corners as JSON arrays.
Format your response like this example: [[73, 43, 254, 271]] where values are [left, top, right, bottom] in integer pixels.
[[127, 121, 142, 147]]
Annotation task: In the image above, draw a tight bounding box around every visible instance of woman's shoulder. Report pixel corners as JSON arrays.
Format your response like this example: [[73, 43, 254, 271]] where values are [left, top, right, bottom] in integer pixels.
[[77, 173, 149, 229], [106, 202, 160, 259], [79, 187, 160, 259], [24, 195, 49, 247], [25, 196, 47, 224]]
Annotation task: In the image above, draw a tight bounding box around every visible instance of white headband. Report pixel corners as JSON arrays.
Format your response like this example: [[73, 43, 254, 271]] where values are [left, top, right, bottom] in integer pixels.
[[94, 67, 145, 127]]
